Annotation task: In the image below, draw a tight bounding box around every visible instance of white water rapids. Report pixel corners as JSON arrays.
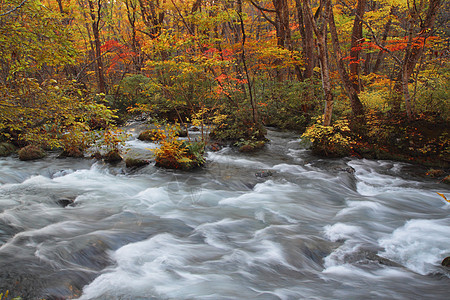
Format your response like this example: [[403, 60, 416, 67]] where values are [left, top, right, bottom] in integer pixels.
[[0, 127, 449, 299]]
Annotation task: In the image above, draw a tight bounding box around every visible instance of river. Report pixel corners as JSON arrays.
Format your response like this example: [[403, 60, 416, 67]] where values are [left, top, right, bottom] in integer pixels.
[[0, 126, 449, 299]]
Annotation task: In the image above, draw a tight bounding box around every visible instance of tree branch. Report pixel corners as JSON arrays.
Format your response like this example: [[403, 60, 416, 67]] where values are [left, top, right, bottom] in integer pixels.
[[0, 0, 27, 17]]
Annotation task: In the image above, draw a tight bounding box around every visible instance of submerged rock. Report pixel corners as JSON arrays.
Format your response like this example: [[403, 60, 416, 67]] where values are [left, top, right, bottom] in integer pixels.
[[18, 145, 46, 161], [56, 198, 76, 208], [255, 170, 273, 178]]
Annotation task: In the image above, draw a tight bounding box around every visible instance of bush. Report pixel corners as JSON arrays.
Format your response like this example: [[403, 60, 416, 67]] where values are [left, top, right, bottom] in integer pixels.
[[138, 129, 166, 141], [152, 125, 205, 170], [209, 110, 266, 143], [302, 117, 353, 157]]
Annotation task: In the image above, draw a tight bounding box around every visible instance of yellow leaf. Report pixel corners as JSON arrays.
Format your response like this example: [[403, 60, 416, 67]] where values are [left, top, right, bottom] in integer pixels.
[[437, 192, 449, 202]]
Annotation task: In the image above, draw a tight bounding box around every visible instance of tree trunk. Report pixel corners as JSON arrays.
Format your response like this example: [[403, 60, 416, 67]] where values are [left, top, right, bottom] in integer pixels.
[[395, 0, 442, 119], [88, 0, 107, 94], [329, 6, 364, 117], [295, 0, 315, 79], [303, 0, 333, 126], [349, 0, 365, 92]]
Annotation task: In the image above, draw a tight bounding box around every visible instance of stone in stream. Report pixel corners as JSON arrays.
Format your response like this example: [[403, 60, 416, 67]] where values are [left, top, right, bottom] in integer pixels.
[[18, 144, 46, 161], [442, 256, 450, 267], [103, 149, 122, 163], [56, 197, 76, 208], [255, 170, 273, 178], [0, 142, 16, 156], [125, 157, 150, 169]]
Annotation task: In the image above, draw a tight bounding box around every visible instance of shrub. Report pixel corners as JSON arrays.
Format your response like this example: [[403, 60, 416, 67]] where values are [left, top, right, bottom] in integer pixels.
[[302, 117, 353, 157], [152, 125, 205, 170]]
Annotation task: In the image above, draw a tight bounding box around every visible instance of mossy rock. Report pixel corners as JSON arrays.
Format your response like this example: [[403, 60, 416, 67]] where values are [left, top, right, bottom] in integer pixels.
[[59, 148, 84, 158], [103, 150, 122, 163], [425, 169, 445, 178], [442, 256, 450, 267], [239, 141, 266, 153], [442, 175, 450, 185], [18, 145, 46, 161], [125, 158, 150, 168], [138, 129, 165, 141], [0, 142, 16, 156], [176, 128, 188, 137]]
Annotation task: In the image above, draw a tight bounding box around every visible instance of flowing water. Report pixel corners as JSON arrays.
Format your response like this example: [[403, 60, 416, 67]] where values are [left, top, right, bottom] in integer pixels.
[[0, 126, 449, 299]]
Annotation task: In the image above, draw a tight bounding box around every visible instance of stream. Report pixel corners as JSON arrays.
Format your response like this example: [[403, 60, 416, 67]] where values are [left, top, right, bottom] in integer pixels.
[[0, 126, 449, 299]]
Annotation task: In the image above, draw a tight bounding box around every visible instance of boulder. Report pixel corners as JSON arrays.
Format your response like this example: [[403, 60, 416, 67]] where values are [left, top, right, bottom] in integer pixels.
[[103, 150, 122, 163], [0, 142, 16, 156], [125, 158, 150, 169], [442, 256, 450, 267], [18, 145, 46, 161], [239, 141, 266, 153]]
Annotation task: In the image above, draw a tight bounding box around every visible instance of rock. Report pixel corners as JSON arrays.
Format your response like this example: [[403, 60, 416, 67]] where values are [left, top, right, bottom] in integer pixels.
[[442, 256, 450, 267], [138, 129, 164, 141], [59, 148, 84, 158], [190, 126, 200, 132], [56, 198, 75, 208], [125, 158, 150, 168], [338, 166, 355, 174], [426, 169, 445, 178], [91, 152, 102, 160], [208, 142, 222, 152], [239, 141, 266, 153], [255, 170, 273, 178], [103, 150, 122, 163], [176, 128, 188, 137], [0, 142, 16, 156], [18, 145, 46, 161]]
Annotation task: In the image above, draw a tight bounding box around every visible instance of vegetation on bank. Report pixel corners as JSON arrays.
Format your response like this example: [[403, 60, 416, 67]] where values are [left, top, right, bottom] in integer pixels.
[[0, 0, 448, 171]]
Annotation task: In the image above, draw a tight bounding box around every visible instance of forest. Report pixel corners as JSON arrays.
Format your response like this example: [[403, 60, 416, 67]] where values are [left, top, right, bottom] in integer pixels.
[[0, 0, 449, 169]]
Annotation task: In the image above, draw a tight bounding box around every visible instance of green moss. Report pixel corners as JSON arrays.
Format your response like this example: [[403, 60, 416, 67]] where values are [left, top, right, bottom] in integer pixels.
[[18, 145, 46, 161], [0, 143, 16, 156]]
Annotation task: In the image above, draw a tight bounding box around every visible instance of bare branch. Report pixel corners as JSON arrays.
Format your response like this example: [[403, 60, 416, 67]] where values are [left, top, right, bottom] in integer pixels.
[[0, 0, 27, 17]]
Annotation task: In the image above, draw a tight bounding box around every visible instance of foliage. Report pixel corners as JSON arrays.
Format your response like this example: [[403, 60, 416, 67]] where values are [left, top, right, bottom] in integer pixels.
[[0, 290, 21, 300], [151, 125, 205, 170], [210, 109, 266, 143], [254, 78, 323, 131], [235, 138, 266, 153], [138, 128, 166, 142], [0, 77, 120, 157], [302, 117, 354, 157]]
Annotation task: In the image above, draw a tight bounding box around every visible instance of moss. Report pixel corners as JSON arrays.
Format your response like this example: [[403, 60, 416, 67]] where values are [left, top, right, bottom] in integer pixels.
[[0, 142, 16, 156], [125, 158, 150, 168], [103, 150, 122, 163], [18, 145, 46, 161], [238, 140, 266, 153], [425, 169, 445, 178], [59, 148, 84, 158]]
